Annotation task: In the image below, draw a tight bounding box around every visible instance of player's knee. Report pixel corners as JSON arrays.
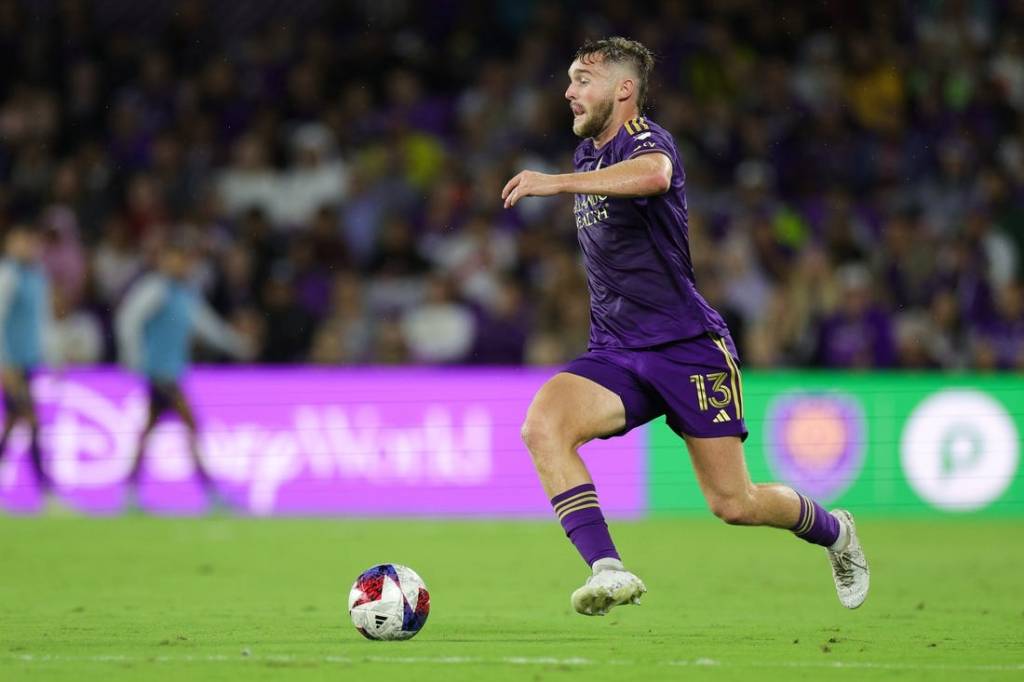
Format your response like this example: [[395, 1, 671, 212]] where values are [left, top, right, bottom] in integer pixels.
[[708, 494, 756, 526], [520, 413, 569, 459], [520, 415, 551, 454]]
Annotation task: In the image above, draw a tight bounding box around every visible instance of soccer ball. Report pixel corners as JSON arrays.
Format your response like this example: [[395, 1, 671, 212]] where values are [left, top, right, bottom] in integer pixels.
[[348, 564, 430, 641]]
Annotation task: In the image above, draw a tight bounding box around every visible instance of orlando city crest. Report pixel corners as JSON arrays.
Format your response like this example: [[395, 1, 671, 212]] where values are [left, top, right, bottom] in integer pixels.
[[764, 393, 866, 503]]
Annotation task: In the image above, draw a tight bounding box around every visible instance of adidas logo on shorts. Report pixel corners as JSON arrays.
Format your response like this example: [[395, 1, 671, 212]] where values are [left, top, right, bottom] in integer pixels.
[[712, 410, 731, 423]]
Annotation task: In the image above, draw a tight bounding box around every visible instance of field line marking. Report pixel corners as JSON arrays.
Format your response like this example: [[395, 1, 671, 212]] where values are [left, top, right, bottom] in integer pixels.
[[4, 653, 1024, 672]]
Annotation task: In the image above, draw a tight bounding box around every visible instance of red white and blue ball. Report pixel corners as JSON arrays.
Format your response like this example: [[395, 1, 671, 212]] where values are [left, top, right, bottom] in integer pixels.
[[348, 564, 430, 641]]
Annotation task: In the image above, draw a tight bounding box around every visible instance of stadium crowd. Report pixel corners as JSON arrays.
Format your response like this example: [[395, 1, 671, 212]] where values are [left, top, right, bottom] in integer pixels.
[[1, 0, 1023, 370]]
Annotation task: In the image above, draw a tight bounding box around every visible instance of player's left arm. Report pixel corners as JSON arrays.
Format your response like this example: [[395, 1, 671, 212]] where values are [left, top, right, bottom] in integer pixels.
[[190, 297, 253, 361], [39, 275, 62, 369], [502, 153, 671, 208]]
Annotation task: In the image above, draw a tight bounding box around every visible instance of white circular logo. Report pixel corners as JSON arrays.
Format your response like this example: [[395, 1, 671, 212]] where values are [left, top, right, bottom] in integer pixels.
[[901, 389, 1019, 511]]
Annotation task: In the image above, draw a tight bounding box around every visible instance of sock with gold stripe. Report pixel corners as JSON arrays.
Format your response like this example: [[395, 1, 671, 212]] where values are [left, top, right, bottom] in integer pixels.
[[790, 493, 840, 547], [551, 483, 620, 567]]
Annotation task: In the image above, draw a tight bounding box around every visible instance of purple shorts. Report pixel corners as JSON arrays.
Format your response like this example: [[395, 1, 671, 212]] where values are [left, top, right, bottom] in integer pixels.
[[564, 333, 748, 441]]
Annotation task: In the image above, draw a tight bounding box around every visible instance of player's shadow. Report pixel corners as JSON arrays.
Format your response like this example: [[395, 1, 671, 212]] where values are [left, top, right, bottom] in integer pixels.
[[440, 635, 609, 642]]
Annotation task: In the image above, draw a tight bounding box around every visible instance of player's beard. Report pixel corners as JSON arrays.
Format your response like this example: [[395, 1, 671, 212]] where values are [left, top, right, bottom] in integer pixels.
[[574, 96, 614, 139]]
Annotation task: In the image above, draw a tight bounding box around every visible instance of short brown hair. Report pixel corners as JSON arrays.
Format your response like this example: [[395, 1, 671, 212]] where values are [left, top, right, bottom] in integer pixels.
[[574, 37, 655, 111]]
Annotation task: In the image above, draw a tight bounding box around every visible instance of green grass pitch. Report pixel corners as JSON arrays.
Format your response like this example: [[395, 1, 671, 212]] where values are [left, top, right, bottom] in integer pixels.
[[1, 516, 1022, 681]]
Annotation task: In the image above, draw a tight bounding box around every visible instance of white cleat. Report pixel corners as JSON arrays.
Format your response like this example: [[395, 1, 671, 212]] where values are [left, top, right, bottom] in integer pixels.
[[571, 568, 647, 616], [828, 509, 870, 609]]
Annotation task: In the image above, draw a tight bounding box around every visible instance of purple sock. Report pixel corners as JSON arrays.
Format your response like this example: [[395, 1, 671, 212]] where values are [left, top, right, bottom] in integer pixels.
[[551, 483, 620, 567], [791, 493, 840, 547]]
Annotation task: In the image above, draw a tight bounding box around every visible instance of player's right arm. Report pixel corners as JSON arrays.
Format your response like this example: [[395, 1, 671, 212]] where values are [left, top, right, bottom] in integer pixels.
[[502, 153, 671, 208], [0, 262, 17, 369], [114, 275, 168, 371]]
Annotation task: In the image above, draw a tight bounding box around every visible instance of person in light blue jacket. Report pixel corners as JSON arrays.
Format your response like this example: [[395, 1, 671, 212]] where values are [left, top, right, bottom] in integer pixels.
[[116, 241, 251, 508], [0, 226, 55, 495]]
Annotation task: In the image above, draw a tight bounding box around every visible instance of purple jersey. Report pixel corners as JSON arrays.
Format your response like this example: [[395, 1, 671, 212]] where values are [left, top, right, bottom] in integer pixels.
[[573, 116, 728, 349]]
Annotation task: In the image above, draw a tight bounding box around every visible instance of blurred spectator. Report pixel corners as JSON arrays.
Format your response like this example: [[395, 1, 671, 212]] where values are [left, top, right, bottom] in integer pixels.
[[310, 272, 372, 364], [259, 274, 315, 363], [814, 265, 897, 369], [217, 135, 278, 220], [368, 215, 430, 278], [209, 243, 256, 317], [272, 123, 349, 228], [468, 277, 529, 365], [894, 313, 939, 369], [364, 215, 430, 314], [50, 287, 104, 365], [92, 215, 144, 305], [424, 211, 518, 309], [373, 317, 411, 365], [40, 212, 87, 308], [286, 236, 332, 318], [400, 276, 475, 363], [925, 290, 968, 369], [971, 280, 1024, 369]]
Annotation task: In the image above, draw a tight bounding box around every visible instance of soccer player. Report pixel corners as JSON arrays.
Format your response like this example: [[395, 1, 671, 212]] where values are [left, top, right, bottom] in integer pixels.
[[0, 226, 56, 500], [115, 241, 251, 510], [502, 37, 869, 616]]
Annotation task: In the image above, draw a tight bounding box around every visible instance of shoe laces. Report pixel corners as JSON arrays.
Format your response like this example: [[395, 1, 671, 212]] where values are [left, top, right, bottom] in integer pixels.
[[832, 550, 866, 588]]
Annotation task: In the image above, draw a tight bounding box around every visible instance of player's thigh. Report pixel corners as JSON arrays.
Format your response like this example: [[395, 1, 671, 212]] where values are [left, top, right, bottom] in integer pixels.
[[1, 367, 25, 392], [3, 372, 34, 421], [523, 372, 627, 448], [170, 391, 197, 431], [2, 369, 29, 402], [683, 434, 755, 502], [147, 382, 172, 425], [3, 392, 23, 422], [147, 381, 194, 429]]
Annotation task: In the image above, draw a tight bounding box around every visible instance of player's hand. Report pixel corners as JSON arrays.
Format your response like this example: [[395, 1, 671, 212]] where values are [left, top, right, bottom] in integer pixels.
[[501, 170, 561, 208]]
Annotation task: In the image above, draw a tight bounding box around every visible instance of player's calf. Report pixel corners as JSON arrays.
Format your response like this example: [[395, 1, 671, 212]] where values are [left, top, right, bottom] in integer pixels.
[[551, 483, 620, 567], [790, 493, 842, 546]]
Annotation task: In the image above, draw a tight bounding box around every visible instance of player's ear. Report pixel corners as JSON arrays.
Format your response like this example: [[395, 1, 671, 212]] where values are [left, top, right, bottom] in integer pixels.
[[617, 77, 636, 104]]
